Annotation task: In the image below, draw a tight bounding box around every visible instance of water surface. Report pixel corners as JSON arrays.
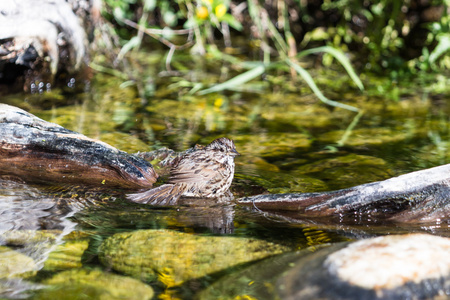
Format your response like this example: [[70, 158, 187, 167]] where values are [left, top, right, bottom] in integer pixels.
[[1, 58, 449, 298]]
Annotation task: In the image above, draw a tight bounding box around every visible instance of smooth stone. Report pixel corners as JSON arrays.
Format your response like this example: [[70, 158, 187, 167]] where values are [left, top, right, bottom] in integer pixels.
[[43, 240, 89, 271], [279, 233, 450, 299], [99, 229, 290, 286], [36, 268, 154, 300], [0, 246, 37, 279], [324, 234, 450, 290]]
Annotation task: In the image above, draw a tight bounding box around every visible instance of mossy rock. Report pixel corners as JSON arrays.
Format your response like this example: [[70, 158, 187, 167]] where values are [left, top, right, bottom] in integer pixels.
[[99, 229, 291, 286], [235, 172, 328, 194], [236, 157, 280, 173], [0, 230, 58, 246], [294, 154, 392, 190], [232, 133, 312, 158], [317, 128, 412, 148], [43, 240, 90, 271], [260, 98, 334, 130], [145, 97, 241, 134], [267, 175, 329, 193], [0, 246, 37, 279], [36, 268, 153, 300]]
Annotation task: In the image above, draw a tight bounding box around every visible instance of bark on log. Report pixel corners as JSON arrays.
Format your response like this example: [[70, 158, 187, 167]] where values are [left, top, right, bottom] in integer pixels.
[[0, 104, 157, 189], [0, 0, 96, 90], [238, 165, 450, 223]]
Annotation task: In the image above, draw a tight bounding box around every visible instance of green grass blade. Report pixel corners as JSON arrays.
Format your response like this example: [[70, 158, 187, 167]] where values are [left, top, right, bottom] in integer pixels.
[[286, 59, 359, 112], [336, 110, 364, 146], [299, 46, 364, 91], [198, 65, 266, 95]]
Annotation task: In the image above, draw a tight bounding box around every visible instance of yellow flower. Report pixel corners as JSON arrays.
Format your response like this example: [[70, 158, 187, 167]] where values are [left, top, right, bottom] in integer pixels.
[[215, 3, 227, 18], [196, 6, 209, 19]]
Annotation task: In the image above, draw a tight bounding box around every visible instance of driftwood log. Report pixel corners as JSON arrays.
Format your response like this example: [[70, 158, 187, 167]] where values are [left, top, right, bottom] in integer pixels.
[[0, 104, 157, 189], [0, 0, 97, 91], [238, 165, 450, 223]]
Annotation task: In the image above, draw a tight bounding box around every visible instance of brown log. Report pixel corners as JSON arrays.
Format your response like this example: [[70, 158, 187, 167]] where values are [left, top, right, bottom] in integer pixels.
[[0, 104, 157, 189], [238, 164, 450, 223]]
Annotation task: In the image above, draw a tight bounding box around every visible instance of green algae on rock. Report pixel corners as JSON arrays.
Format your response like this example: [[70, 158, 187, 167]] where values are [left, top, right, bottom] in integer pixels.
[[294, 154, 392, 190], [317, 128, 412, 148], [37, 268, 154, 300], [235, 172, 328, 195], [0, 246, 37, 279], [43, 240, 89, 271], [0, 230, 58, 246], [197, 248, 320, 300], [98, 229, 291, 286], [232, 133, 312, 158], [260, 95, 334, 130]]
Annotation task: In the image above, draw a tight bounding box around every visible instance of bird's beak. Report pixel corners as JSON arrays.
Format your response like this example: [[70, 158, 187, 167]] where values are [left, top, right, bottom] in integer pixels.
[[231, 149, 240, 156]]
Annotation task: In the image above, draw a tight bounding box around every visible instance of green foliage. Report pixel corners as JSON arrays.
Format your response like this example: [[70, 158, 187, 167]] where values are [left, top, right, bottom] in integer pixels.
[[413, 10, 450, 72], [98, 0, 448, 112], [196, 46, 363, 113], [103, 0, 241, 56], [319, 0, 449, 75]]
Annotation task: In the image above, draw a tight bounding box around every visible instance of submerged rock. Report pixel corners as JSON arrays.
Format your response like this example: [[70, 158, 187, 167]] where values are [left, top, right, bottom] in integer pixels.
[[197, 248, 311, 300], [99, 229, 290, 286], [0, 246, 37, 279], [294, 154, 392, 190], [232, 133, 311, 158], [199, 234, 450, 300], [37, 268, 154, 300], [43, 240, 89, 271], [235, 172, 328, 195], [317, 128, 413, 148]]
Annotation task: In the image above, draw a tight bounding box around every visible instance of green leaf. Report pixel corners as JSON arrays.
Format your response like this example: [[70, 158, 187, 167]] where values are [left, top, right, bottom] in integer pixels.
[[286, 59, 359, 112], [219, 14, 243, 31], [198, 65, 266, 95], [429, 34, 450, 64], [299, 46, 364, 91]]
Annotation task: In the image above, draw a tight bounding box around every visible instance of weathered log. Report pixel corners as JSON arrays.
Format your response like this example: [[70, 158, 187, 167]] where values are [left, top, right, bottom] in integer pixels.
[[238, 164, 450, 223], [0, 104, 157, 189], [0, 0, 95, 90]]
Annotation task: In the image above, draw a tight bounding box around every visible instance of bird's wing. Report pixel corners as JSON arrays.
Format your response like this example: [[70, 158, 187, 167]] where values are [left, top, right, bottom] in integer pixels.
[[168, 154, 218, 184]]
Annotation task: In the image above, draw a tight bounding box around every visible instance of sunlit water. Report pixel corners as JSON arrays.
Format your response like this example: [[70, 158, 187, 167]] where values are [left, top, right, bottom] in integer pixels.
[[1, 65, 450, 298]]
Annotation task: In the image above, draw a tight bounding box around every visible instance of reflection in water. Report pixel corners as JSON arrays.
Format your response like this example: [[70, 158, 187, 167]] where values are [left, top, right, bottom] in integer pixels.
[[176, 196, 235, 234], [0, 177, 240, 297], [241, 206, 450, 239], [0, 178, 79, 299]]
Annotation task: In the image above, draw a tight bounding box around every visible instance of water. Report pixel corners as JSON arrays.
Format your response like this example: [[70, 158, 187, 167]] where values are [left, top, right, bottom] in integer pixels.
[[1, 59, 449, 298]]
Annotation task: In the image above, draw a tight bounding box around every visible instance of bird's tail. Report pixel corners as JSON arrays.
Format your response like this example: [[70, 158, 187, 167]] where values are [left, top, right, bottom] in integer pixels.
[[127, 184, 184, 205]]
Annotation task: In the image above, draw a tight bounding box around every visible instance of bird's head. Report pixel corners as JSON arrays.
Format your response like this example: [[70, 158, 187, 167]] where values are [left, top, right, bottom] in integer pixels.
[[206, 137, 240, 156]]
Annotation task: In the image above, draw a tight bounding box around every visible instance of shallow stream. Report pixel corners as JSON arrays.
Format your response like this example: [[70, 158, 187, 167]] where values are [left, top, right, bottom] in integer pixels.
[[1, 57, 450, 298]]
